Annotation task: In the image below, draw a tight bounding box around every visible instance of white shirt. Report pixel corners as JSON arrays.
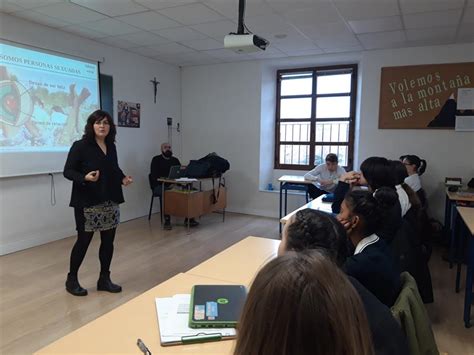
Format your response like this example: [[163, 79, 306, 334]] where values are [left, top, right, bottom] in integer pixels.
[[304, 163, 346, 193], [354, 234, 380, 255], [396, 185, 411, 217], [404, 174, 421, 192]]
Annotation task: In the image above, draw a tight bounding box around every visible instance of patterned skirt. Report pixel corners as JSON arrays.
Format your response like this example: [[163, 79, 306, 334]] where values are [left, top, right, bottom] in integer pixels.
[[74, 201, 120, 232]]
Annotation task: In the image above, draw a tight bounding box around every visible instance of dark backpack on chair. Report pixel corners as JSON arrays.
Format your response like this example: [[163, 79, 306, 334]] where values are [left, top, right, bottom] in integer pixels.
[[198, 153, 230, 177], [185, 160, 211, 178]]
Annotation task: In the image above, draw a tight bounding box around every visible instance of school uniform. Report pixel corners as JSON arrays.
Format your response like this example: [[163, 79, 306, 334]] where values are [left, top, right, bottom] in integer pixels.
[[405, 174, 422, 192], [396, 185, 411, 217], [344, 234, 401, 307]]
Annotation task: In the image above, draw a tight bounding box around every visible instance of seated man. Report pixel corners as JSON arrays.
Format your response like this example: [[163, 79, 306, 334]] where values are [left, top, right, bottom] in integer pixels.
[[150, 142, 198, 230], [304, 153, 345, 199]]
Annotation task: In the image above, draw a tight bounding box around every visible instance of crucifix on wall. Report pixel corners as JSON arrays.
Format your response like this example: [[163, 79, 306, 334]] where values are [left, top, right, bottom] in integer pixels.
[[150, 76, 160, 103]]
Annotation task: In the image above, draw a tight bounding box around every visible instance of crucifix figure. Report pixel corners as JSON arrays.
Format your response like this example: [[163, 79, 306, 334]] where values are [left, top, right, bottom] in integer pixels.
[[150, 77, 160, 103]]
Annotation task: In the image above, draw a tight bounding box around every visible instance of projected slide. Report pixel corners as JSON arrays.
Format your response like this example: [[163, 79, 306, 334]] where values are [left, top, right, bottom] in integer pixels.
[[0, 42, 100, 152]]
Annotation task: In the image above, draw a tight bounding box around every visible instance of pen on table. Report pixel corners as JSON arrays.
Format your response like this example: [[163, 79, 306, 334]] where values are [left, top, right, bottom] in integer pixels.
[[137, 338, 152, 355]]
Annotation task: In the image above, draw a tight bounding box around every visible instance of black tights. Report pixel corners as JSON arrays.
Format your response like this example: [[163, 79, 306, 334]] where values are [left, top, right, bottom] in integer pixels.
[[69, 228, 116, 276]]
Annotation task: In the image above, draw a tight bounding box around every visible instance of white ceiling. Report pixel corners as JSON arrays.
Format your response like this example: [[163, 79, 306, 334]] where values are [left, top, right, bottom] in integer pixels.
[[1, 0, 473, 66]]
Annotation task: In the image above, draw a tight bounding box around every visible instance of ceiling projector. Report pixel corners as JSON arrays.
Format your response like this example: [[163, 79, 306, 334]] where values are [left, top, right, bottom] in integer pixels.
[[224, 33, 269, 53]]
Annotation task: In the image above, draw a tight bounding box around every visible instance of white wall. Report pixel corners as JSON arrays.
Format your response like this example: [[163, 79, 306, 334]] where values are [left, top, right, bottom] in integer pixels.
[[182, 43, 474, 221], [0, 13, 181, 255]]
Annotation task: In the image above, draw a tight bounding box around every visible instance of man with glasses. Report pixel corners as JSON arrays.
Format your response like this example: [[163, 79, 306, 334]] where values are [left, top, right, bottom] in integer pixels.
[[150, 143, 199, 230]]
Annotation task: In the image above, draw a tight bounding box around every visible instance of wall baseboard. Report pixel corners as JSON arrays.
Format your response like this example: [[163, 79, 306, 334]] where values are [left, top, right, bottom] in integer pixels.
[[0, 226, 76, 256]]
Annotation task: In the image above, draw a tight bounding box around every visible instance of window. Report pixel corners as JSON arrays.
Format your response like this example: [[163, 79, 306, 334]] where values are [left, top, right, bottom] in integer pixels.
[[275, 64, 357, 170]]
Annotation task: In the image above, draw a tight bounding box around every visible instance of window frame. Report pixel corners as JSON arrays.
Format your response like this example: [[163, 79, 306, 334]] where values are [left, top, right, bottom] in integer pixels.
[[274, 64, 358, 171]]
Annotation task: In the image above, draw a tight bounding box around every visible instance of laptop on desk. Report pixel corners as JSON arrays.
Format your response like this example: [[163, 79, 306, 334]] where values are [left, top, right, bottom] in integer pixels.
[[168, 165, 187, 179]]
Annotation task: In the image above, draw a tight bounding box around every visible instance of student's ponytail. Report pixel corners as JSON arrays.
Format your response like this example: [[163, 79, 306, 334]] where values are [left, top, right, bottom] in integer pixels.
[[344, 188, 397, 237], [418, 159, 427, 176], [373, 187, 398, 210], [405, 155, 427, 176]]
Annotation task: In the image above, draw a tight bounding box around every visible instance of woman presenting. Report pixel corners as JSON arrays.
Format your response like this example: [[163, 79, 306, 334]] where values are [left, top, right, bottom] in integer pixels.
[[63, 110, 132, 296]]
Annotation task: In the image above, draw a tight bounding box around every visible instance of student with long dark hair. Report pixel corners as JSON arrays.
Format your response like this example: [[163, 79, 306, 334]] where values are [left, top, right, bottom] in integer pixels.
[[402, 155, 427, 193], [337, 189, 402, 307], [234, 251, 375, 355], [63, 110, 133, 296], [332, 157, 402, 242], [278, 209, 409, 355]]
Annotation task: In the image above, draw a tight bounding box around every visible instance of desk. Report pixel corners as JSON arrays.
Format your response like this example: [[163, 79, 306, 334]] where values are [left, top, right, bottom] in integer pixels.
[[278, 175, 314, 233], [34, 273, 236, 355], [158, 178, 226, 231], [456, 207, 474, 328], [280, 195, 332, 225], [186, 236, 279, 286], [445, 189, 474, 267], [35, 237, 279, 354]]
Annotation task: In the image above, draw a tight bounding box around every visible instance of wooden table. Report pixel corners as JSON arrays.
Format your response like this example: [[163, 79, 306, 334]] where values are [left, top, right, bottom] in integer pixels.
[[34, 273, 236, 355], [455, 207, 474, 328], [278, 175, 314, 233], [280, 195, 333, 225], [445, 189, 474, 268], [158, 177, 226, 231], [35, 237, 279, 354], [186, 236, 279, 286]]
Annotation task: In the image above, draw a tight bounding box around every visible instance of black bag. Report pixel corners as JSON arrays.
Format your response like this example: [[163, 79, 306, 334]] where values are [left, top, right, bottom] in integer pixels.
[[199, 153, 230, 177], [185, 160, 211, 178]]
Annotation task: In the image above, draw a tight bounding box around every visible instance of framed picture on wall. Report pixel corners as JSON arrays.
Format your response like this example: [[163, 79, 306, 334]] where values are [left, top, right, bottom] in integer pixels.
[[117, 100, 140, 128], [379, 62, 474, 129]]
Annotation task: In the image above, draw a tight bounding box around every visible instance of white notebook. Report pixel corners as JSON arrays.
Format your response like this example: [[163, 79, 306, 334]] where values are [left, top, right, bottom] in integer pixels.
[[155, 294, 236, 346]]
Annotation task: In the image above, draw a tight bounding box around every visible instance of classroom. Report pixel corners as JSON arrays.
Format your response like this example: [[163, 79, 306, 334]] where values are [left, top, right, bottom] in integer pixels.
[[0, 1, 473, 354]]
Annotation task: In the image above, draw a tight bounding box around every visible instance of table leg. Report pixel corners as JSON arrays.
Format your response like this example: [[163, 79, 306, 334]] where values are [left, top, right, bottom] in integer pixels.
[[161, 183, 165, 229], [463, 231, 473, 328], [279, 182, 283, 234], [449, 201, 457, 269], [187, 183, 191, 234]]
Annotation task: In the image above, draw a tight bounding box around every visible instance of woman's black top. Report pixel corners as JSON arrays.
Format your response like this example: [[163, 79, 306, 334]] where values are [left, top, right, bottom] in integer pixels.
[[64, 139, 125, 208]]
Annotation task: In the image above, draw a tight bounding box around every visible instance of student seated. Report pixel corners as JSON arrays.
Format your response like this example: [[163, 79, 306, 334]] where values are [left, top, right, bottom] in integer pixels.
[[278, 209, 408, 355], [337, 189, 402, 307], [304, 153, 345, 199], [332, 156, 402, 243], [234, 251, 375, 355], [391, 160, 421, 223], [401, 155, 428, 208]]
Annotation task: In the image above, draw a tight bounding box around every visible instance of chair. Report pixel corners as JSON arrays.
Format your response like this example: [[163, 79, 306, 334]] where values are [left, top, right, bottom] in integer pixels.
[[148, 174, 162, 223], [391, 272, 439, 355]]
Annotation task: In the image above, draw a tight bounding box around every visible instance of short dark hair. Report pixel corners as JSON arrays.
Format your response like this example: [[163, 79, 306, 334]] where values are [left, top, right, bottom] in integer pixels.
[[234, 251, 375, 355], [82, 110, 116, 144], [360, 156, 395, 190], [325, 153, 338, 163], [344, 188, 398, 236], [285, 209, 349, 266]]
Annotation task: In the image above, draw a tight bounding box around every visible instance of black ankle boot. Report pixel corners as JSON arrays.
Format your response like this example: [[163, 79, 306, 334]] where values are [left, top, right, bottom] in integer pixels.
[[65, 273, 88, 296], [97, 271, 122, 293]]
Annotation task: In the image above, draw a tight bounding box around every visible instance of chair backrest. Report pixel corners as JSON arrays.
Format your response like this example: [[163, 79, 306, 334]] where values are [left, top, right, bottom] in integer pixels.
[[391, 272, 439, 355], [148, 173, 154, 191]]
